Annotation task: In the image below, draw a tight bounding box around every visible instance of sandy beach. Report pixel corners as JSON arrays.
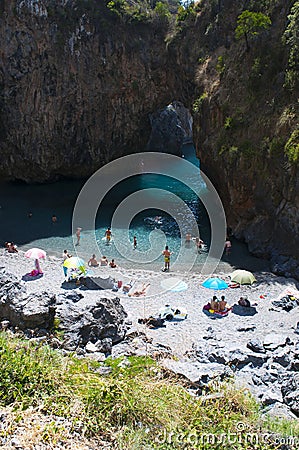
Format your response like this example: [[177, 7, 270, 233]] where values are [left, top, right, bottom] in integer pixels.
[[1, 249, 298, 359]]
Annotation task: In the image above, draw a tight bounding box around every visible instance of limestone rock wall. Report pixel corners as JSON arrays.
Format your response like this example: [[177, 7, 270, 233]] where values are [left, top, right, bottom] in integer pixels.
[[189, 0, 299, 275], [0, 0, 183, 181]]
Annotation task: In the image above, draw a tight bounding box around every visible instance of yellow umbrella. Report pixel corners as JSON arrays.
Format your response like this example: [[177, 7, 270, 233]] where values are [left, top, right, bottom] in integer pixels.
[[230, 269, 256, 285], [63, 257, 86, 274]]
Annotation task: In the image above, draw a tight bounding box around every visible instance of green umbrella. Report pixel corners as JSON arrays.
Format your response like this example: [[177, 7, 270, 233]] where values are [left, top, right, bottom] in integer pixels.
[[230, 269, 256, 285]]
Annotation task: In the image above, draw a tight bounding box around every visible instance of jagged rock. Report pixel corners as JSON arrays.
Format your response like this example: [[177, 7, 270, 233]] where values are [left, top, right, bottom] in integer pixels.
[[281, 374, 299, 416], [111, 341, 136, 358], [56, 297, 128, 348], [147, 104, 185, 156], [0, 271, 128, 349], [86, 342, 98, 353], [57, 292, 84, 303], [162, 359, 233, 385], [228, 349, 268, 369], [95, 337, 113, 354], [263, 333, 291, 350], [0, 271, 56, 330], [1, 320, 10, 330], [247, 338, 265, 353], [0, 269, 27, 299], [265, 402, 298, 420], [273, 351, 291, 368], [261, 390, 283, 406]]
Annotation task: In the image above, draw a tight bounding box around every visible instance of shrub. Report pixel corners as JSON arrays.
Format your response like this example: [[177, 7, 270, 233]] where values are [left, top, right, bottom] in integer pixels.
[[285, 129, 299, 163], [224, 116, 233, 129], [192, 92, 208, 113]]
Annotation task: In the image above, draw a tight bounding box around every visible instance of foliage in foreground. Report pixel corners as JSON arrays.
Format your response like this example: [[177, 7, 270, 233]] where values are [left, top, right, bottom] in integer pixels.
[[0, 332, 298, 449]]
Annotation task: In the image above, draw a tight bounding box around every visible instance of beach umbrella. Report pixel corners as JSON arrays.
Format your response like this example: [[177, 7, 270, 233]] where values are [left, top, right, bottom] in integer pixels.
[[161, 278, 188, 292], [202, 277, 228, 290], [24, 248, 46, 259], [230, 269, 256, 285], [63, 256, 86, 274]]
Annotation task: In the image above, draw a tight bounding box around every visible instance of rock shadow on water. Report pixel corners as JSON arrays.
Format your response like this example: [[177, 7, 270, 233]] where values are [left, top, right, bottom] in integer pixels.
[[22, 273, 44, 282], [232, 304, 257, 316]]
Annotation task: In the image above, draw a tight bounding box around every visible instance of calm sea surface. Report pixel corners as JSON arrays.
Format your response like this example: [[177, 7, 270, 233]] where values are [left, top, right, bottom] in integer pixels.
[[0, 145, 269, 273]]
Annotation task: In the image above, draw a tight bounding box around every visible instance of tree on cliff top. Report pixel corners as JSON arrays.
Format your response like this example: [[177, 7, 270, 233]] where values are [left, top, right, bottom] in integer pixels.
[[235, 10, 271, 52]]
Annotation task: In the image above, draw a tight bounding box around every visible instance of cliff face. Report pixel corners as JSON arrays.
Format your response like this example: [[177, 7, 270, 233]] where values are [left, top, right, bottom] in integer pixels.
[[187, 0, 299, 276], [0, 0, 187, 181]]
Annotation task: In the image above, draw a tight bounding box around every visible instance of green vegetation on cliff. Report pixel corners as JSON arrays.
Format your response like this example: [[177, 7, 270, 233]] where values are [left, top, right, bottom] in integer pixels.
[[283, 1, 299, 90], [0, 332, 298, 448], [235, 10, 271, 52]]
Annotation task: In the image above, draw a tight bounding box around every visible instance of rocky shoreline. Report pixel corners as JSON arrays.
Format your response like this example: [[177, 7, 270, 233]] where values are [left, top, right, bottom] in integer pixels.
[[0, 251, 299, 421]]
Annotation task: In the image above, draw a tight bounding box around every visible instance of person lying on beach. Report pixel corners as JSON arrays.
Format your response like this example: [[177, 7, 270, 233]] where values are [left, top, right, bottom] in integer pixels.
[[123, 280, 133, 293], [128, 283, 150, 297], [88, 254, 99, 267], [138, 316, 166, 328]]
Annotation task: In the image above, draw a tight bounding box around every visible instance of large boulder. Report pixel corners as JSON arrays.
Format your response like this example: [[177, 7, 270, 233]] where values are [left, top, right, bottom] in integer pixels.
[[281, 374, 299, 417], [56, 295, 128, 349], [0, 271, 128, 352], [0, 270, 56, 330]]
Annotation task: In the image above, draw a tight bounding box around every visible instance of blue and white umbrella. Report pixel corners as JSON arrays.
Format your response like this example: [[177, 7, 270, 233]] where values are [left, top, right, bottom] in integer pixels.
[[202, 277, 228, 290]]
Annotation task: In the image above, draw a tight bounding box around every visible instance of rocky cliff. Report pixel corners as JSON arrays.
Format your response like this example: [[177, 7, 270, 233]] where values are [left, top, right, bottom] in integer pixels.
[[0, 0, 187, 181], [0, 0, 298, 276], [187, 0, 299, 276]]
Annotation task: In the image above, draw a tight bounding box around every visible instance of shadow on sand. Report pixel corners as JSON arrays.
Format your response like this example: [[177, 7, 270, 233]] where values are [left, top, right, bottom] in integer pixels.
[[22, 273, 43, 282], [232, 304, 257, 316]]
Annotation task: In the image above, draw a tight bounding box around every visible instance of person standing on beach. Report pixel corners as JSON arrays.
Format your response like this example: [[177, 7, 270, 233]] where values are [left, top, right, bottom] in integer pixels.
[[133, 236, 137, 249], [224, 238, 232, 255], [185, 233, 192, 246], [63, 249, 71, 261], [162, 245, 172, 272], [195, 237, 204, 253], [76, 228, 82, 246], [63, 250, 71, 277]]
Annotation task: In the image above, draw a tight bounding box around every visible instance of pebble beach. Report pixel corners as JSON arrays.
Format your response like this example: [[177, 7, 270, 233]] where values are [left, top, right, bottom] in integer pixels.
[[1, 249, 298, 358]]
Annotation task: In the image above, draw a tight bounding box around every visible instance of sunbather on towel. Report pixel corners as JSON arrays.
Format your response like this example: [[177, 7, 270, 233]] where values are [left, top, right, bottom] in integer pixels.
[[128, 283, 150, 297]]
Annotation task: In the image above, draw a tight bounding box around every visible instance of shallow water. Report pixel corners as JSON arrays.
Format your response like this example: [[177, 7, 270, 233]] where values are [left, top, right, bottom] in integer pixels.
[[0, 145, 269, 274]]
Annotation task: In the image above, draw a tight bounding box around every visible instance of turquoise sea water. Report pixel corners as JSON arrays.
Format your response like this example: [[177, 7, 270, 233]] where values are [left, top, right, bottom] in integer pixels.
[[0, 145, 269, 273]]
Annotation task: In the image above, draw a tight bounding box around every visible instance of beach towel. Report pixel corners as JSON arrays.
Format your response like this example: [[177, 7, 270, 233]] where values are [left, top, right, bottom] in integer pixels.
[[203, 303, 232, 317]]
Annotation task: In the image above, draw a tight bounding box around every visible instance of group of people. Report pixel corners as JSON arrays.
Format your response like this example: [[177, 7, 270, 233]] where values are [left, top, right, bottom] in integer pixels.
[[185, 234, 204, 253], [87, 254, 117, 268], [210, 295, 227, 312]]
